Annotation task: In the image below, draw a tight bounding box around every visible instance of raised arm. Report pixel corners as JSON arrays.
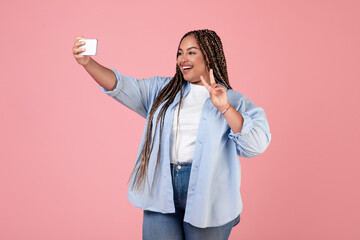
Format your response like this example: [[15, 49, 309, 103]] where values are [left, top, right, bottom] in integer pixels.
[[99, 69, 171, 118], [72, 36, 116, 91], [83, 58, 117, 91], [72, 35, 171, 118]]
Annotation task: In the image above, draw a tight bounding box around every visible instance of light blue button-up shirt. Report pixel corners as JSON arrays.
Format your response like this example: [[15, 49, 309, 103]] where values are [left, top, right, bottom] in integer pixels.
[[99, 68, 271, 228]]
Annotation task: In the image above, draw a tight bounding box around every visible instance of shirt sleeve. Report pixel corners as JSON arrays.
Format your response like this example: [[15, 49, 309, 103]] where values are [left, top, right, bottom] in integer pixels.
[[99, 68, 171, 118], [228, 95, 272, 158]]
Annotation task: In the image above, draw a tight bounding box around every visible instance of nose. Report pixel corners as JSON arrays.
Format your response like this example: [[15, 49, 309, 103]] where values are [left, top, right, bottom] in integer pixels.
[[181, 56, 189, 64]]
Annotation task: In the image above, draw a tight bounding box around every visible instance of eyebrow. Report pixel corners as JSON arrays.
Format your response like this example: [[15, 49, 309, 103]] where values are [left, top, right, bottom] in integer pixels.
[[178, 46, 199, 51]]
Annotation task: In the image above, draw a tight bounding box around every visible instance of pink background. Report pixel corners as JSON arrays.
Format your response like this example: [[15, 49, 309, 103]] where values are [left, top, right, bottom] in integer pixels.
[[1, 0, 359, 239]]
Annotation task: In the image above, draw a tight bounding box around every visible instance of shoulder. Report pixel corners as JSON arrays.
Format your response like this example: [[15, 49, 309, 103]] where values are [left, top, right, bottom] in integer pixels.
[[226, 89, 257, 110], [153, 76, 172, 86], [149, 76, 173, 91], [227, 89, 247, 101]]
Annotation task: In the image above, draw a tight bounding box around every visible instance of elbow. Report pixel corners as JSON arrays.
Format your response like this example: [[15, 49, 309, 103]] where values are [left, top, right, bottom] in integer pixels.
[[237, 129, 271, 158], [237, 144, 267, 158], [254, 132, 271, 156], [257, 134, 271, 155], [251, 126, 271, 156], [237, 145, 266, 158]]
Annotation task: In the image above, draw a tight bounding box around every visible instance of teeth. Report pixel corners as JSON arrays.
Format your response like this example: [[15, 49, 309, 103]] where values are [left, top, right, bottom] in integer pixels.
[[183, 66, 193, 69]]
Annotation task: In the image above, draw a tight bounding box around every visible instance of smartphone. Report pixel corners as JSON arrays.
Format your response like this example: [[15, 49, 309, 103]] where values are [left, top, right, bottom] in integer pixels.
[[78, 39, 98, 55]]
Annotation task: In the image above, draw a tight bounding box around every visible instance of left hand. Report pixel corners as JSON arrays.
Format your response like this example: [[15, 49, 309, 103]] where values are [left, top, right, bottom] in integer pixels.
[[200, 69, 229, 112]]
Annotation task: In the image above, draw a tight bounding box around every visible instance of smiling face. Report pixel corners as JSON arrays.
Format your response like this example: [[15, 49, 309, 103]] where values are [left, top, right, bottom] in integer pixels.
[[177, 34, 210, 85]]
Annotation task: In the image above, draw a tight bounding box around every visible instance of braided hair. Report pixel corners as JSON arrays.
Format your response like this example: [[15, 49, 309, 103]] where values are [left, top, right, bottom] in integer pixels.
[[130, 29, 232, 193]]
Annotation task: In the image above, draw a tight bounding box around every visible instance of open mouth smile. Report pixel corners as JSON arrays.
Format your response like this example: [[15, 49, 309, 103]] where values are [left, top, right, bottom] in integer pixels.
[[182, 65, 193, 73]]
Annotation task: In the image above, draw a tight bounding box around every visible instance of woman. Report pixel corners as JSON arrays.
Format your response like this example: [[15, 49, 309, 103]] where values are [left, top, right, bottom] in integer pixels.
[[72, 29, 271, 240]]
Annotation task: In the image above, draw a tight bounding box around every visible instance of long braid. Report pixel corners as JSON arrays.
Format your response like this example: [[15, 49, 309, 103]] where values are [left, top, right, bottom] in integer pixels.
[[192, 30, 232, 90], [130, 29, 232, 194]]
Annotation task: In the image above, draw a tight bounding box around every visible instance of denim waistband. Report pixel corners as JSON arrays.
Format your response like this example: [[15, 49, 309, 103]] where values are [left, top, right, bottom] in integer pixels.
[[170, 162, 192, 166], [170, 162, 192, 170]]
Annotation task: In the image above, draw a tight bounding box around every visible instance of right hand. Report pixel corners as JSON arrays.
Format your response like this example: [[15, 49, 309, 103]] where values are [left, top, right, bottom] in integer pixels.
[[72, 35, 92, 66]]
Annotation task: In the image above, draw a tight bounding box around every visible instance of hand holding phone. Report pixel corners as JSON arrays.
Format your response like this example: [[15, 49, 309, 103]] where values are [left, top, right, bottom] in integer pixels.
[[78, 39, 98, 55]]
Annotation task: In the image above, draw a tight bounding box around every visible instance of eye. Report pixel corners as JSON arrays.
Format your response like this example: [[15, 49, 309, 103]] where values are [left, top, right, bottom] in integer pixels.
[[177, 52, 182, 57], [189, 52, 195, 55]]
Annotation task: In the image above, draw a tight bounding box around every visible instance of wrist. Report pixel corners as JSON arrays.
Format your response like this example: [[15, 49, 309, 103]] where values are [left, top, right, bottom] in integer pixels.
[[219, 103, 231, 114], [82, 57, 93, 68]]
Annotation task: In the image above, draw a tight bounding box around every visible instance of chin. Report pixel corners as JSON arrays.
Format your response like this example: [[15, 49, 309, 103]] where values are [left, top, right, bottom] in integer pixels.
[[181, 75, 191, 82], [181, 72, 199, 83], [184, 78, 194, 83], [182, 75, 195, 82]]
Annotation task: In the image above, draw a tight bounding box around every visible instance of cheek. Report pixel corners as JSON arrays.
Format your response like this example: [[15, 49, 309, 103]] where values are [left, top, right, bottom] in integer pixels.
[[195, 59, 206, 71], [195, 56, 206, 68]]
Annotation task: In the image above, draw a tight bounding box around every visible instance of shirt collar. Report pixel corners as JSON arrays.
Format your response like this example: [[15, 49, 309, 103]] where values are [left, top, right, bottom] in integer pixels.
[[186, 80, 229, 91], [171, 81, 229, 110]]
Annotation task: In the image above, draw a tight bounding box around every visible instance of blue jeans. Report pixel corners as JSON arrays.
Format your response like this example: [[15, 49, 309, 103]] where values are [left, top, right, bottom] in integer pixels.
[[142, 162, 240, 240]]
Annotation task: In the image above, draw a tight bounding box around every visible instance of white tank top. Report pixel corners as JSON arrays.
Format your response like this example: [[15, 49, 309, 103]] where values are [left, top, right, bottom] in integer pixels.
[[170, 83, 210, 163]]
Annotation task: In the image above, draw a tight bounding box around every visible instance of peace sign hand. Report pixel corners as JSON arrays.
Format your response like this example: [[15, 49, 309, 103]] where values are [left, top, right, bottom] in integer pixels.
[[200, 69, 230, 113]]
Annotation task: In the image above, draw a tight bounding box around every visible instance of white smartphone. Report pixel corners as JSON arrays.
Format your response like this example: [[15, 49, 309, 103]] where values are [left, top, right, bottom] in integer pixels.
[[78, 39, 98, 55]]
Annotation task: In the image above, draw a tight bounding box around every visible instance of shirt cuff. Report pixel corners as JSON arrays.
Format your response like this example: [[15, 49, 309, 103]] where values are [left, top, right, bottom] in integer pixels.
[[228, 113, 253, 139], [99, 68, 122, 97]]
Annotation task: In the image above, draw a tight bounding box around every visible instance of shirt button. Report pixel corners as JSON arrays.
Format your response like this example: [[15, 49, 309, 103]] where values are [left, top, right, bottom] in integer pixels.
[[177, 165, 181, 169], [195, 165, 198, 168], [202, 117, 206, 120], [192, 187, 195, 191], [199, 141, 202, 144]]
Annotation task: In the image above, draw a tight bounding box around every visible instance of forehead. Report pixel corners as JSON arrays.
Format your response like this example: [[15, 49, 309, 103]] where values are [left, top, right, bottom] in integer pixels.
[[179, 34, 199, 50]]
